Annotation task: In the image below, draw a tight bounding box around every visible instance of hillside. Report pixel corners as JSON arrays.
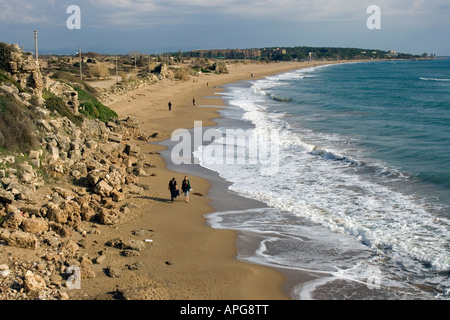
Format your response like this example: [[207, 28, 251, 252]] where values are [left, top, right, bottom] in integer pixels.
[[0, 41, 427, 300], [0, 42, 154, 300], [0, 42, 120, 149]]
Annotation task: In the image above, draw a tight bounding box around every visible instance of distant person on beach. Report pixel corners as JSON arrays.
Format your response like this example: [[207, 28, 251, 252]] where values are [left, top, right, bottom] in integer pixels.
[[168, 101, 172, 111], [193, 98, 196, 107], [168, 178, 178, 202], [181, 176, 191, 203]]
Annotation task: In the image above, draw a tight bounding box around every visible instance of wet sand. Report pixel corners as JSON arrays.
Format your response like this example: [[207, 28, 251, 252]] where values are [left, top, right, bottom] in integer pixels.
[[79, 60, 346, 300]]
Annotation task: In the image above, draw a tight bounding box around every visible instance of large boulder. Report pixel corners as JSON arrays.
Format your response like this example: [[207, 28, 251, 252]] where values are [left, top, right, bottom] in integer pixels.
[[0, 229, 39, 250], [24, 270, 47, 292], [1, 211, 24, 230], [0, 190, 14, 204], [45, 202, 68, 224], [97, 208, 121, 225], [21, 217, 48, 234], [94, 179, 114, 198]]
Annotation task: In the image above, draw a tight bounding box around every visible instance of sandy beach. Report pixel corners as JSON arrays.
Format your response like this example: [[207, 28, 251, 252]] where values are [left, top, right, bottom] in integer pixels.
[[3, 0, 446, 305], [69, 60, 348, 300]]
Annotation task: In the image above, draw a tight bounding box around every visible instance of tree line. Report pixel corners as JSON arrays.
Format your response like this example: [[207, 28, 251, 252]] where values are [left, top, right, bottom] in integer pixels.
[[180, 46, 421, 61]]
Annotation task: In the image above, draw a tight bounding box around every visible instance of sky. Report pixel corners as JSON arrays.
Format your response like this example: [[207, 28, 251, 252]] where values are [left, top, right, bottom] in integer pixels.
[[0, 0, 449, 56]]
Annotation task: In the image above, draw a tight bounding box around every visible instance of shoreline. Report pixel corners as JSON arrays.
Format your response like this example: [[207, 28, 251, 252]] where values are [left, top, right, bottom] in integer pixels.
[[79, 60, 363, 300]]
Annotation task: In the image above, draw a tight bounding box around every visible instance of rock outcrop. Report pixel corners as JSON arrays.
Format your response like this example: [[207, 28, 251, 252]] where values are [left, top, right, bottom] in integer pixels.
[[2, 44, 43, 99], [98, 76, 158, 105], [0, 112, 156, 299], [45, 78, 80, 114], [0, 98, 155, 299], [0, 42, 162, 300]]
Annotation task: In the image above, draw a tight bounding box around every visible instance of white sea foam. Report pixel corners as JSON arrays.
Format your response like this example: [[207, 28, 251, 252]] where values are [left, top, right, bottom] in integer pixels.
[[420, 77, 450, 82], [211, 76, 449, 268], [200, 66, 450, 299]]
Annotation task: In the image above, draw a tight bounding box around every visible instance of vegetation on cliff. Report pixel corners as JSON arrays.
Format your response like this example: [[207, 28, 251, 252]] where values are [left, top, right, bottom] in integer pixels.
[[48, 71, 118, 122], [0, 42, 118, 152], [0, 94, 37, 152]]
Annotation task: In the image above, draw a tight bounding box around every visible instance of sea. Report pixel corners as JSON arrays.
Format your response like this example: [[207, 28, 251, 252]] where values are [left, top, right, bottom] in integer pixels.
[[163, 58, 450, 300]]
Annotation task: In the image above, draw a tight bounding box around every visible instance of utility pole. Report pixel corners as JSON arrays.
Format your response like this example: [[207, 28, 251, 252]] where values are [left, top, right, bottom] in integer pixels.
[[34, 30, 39, 69], [115, 55, 119, 83], [79, 47, 82, 81]]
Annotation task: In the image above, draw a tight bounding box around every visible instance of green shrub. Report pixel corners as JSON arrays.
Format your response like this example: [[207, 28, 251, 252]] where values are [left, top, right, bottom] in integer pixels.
[[75, 86, 117, 122], [0, 42, 16, 71], [49, 71, 117, 122], [0, 71, 25, 93], [50, 71, 97, 96], [45, 95, 84, 127], [0, 94, 37, 152]]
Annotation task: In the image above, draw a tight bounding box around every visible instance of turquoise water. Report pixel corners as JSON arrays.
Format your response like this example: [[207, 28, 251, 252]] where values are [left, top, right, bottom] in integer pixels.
[[198, 59, 450, 299], [270, 60, 450, 204]]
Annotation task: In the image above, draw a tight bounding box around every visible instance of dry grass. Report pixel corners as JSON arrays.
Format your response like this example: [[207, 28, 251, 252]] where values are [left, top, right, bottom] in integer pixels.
[[89, 64, 110, 78], [0, 94, 37, 152]]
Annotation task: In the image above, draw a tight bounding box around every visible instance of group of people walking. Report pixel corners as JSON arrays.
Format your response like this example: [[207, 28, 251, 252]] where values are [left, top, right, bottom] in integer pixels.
[[166, 98, 197, 203], [168, 98, 196, 111], [168, 176, 192, 203]]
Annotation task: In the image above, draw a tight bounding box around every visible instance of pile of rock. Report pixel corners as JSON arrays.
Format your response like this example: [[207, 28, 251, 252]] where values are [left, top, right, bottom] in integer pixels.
[[0, 156, 45, 207], [2, 44, 43, 99], [0, 231, 99, 300], [44, 78, 80, 114], [0, 83, 37, 107], [1, 112, 152, 222], [0, 261, 69, 300], [98, 75, 158, 105], [0, 42, 163, 300], [1, 111, 150, 211], [0, 108, 158, 299]]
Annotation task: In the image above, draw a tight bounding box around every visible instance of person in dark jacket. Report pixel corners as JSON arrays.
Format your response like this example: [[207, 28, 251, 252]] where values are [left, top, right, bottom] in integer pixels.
[[181, 176, 191, 203], [168, 178, 178, 202]]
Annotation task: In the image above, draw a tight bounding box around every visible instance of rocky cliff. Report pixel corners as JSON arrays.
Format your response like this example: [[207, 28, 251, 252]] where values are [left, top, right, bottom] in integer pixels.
[[0, 42, 157, 300], [0, 43, 43, 99]]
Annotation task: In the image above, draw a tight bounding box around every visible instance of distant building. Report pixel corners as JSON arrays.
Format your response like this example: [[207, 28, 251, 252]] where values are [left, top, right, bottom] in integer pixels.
[[240, 49, 262, 59], [191, 48, 262, 59]]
